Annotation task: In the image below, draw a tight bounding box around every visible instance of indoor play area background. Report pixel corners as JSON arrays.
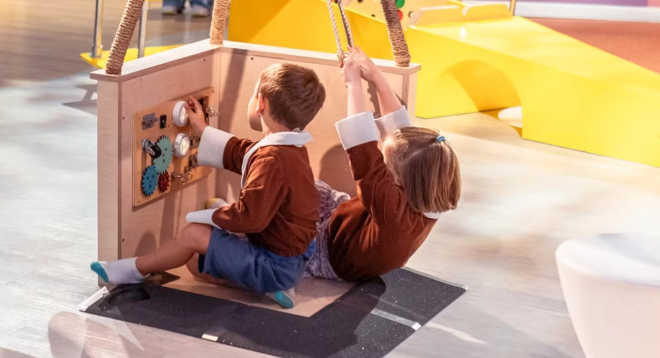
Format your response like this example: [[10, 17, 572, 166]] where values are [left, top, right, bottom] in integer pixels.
[[1, 0, 659, 358]]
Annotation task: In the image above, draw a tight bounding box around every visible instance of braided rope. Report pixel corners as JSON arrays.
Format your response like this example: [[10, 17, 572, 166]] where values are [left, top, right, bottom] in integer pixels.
[[326, 0, 345, 63], [336, 0, 354, 48], [379, 0, 411, 67], [210, 0, 230, 45], [105, 0, 145, 75]]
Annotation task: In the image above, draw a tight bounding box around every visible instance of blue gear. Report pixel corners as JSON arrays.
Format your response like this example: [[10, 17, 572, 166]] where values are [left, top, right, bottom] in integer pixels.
[[141, 165, 158, 197], [153, 136, 173, 174]]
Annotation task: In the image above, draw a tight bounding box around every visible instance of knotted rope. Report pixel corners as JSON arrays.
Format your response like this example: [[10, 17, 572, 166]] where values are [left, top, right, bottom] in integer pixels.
[[105, 0, 145, 75], [379, 0, 411, 67], [210, 0, 230, 45], [336, 0, 354, 48], [326, 0, 345, 63]]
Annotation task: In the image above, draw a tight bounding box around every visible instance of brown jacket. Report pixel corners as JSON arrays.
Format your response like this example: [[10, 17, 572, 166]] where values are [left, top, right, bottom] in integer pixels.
[[327, 109, 438, 281], [197, 128, 320, 257]]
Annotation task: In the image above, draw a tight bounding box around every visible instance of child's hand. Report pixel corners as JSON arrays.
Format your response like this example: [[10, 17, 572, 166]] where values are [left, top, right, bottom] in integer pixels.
[[341, 55, 362, 86], [348, 47, 383, 84], [184, 96, 208, 136]]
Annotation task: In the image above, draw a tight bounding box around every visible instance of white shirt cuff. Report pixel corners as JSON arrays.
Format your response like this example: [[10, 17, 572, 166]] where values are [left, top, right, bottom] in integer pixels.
[[197, 127, 235, 169], [186, 209, 221, 229], [374, 107, 412, 140], [335, 112, 379, 150]]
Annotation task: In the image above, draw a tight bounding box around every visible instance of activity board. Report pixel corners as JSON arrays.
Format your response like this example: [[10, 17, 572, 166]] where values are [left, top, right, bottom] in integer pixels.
[[132, 87, 213, 207]]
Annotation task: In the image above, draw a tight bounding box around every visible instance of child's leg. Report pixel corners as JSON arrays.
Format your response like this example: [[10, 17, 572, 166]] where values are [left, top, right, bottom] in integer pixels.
[[186, 254, 246, 289], [135, 223, 211, 275], [91, 223, 211, 285]]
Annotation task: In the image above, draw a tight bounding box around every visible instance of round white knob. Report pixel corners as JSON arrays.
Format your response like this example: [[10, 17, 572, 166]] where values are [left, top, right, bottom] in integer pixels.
[[172, 101, 188, 127], [173, 133, 191, 158]]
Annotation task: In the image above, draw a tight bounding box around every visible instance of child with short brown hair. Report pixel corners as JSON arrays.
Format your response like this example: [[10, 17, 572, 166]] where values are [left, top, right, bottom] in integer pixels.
[[91, 63, 326, 308], [306, 48, 461, 281]]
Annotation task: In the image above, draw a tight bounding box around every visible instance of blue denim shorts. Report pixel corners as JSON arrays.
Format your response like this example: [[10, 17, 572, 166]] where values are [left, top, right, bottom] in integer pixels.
[[198, 228, 316, 293]]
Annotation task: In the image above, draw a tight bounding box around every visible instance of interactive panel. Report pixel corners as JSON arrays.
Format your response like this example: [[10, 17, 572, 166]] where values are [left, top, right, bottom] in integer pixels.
[[132, 87, 214, 207]]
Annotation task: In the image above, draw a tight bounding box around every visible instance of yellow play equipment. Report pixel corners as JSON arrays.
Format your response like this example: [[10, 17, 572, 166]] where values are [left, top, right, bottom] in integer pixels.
[[228, 0, 660, 167], [81, 0, 181, 69]]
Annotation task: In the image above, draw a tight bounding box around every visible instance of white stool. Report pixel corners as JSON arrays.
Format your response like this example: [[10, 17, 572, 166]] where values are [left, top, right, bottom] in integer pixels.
[[556, 234, 660, 358]]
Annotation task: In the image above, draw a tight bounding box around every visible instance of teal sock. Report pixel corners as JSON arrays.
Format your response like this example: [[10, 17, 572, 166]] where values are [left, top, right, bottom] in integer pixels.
[[266, 290, 295, 309]]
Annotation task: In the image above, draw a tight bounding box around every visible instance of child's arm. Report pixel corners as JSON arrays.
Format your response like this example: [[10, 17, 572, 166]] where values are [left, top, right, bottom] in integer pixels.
[[349, 48, 402, 117], [186, 97, 255, 175], [188, 155, 287, 233], [343, 55, 366, 116], [334, 55, 417, 227], [349, 48, 413, 139]]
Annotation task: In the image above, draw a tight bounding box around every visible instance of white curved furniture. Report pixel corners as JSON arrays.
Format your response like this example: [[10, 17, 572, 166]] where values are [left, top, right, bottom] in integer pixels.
[[556, 234, 660, 358]]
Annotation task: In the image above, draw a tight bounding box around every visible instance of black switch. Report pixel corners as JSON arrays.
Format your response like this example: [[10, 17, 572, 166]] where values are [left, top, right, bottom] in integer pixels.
[[160, 114, 167, 128]]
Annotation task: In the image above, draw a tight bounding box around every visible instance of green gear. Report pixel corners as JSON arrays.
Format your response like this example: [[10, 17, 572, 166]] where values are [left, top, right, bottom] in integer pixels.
[[154, 135, 173, 174]]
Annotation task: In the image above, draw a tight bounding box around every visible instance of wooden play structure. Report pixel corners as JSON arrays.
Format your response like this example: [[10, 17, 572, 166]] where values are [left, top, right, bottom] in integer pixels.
[[229, 0, 660, 167], [94, 0, 420, 312]]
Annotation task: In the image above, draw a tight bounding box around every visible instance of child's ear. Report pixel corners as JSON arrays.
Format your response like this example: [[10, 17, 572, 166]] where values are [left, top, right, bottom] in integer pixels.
[[257, 93, 266, 114]]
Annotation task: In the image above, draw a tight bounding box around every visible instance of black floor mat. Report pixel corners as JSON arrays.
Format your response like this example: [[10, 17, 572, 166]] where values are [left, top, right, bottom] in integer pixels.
[[83, 268, 466, 358]]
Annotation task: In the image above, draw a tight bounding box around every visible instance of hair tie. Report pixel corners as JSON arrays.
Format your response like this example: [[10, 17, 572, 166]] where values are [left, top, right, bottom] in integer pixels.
[[436, 135, 446, 142]]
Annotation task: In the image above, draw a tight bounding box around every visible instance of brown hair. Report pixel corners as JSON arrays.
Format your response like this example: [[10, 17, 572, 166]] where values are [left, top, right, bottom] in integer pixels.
[[259, 63, 326, 130], [386, 127, 461, 213]]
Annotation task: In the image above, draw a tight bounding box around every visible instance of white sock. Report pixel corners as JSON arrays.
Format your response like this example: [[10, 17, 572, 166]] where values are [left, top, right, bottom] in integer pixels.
[[91, 258, 144, 285]]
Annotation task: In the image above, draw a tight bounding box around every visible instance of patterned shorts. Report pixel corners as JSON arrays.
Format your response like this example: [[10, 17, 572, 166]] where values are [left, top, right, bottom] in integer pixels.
[[304, 180, 351, 281]]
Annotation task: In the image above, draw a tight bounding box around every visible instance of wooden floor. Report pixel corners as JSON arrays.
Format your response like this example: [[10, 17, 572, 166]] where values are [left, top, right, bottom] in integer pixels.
[[2, 3, 660, 357], [532, 18, 660, 74], [0, 0, 211, 87]]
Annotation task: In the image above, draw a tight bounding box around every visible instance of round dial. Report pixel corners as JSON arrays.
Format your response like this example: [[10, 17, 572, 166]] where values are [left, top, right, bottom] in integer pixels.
[[172, 101, 189, 127], [173, 133, 191, 158]]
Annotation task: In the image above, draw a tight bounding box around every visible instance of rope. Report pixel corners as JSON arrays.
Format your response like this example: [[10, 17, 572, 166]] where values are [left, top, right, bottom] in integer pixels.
[[105, 0, 145, 75], [336, 0, 354, 48], [326, 0, 345, 63], [210, 0, 230, 45], [379, 0, 411, 67]]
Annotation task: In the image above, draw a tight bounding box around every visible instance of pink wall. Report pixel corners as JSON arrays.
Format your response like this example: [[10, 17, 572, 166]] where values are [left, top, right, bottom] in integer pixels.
[[649, 0, 660, 6]]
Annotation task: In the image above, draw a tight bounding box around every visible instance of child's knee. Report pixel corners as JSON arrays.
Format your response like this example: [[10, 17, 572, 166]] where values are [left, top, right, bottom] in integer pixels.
[[177, 223, 212, 252]]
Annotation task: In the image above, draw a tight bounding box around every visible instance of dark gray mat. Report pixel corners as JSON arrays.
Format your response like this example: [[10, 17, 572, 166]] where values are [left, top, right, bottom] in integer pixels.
[[83, 268, 466, 358]]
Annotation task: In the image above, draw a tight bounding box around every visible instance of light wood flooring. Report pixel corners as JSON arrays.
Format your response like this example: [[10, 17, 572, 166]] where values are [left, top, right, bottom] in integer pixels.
[[1, 2, 660, 357]]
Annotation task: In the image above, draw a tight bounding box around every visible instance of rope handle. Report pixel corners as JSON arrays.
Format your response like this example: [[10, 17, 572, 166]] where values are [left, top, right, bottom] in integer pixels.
[[105, 0, 409, 75], [326, 0, 410, 68], [106, 0, 231, 75]]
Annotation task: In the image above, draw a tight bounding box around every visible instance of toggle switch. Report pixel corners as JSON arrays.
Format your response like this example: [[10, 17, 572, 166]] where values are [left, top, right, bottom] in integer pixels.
[[173, 133, 191, 158], [142, 138, 162, 159], [172, 101, 189, 127]]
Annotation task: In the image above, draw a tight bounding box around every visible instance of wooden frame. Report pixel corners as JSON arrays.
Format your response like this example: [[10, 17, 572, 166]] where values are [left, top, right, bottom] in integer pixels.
[[95, 39, 419, 280]]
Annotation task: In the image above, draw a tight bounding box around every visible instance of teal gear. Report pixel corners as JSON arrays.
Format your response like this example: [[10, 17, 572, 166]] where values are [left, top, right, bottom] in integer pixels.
[[141, 165, 159, 197], [154, 135, 173, 174]]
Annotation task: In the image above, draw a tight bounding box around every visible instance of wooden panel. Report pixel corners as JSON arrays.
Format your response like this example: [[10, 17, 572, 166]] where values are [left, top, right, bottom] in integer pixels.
[[162, 267, 355, 317], [118, 52, 222, 259], [132, 87, 213, 207], [94, 39, 416, 260], [97, 81, 121, 262], [91, 40, 421, 83]]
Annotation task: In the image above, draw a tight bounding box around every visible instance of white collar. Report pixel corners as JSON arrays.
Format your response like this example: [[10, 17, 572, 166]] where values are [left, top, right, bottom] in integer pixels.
[[240, 130, 313, 188], [423, 212, 441, 220]]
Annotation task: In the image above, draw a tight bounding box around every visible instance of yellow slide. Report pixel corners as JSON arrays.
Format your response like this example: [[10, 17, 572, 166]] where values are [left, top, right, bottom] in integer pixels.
[[228, 0, 660, 167]]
